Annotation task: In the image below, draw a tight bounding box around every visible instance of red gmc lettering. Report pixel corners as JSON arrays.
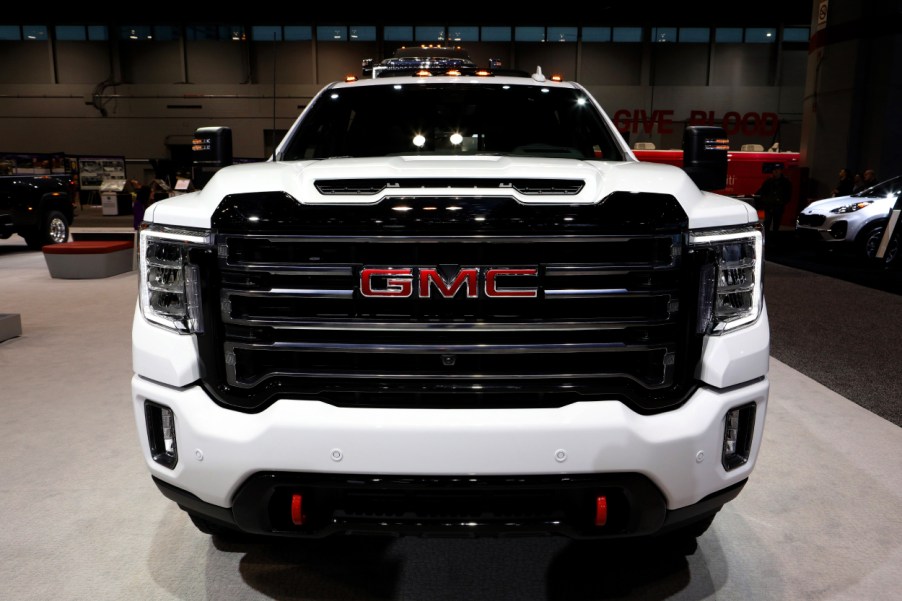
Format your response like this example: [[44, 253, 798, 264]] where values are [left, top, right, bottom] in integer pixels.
[[419, 268, 479, 298], [362, 267, 538, 298], [360, 268, 413, 297], [485, 269, 539, 298]]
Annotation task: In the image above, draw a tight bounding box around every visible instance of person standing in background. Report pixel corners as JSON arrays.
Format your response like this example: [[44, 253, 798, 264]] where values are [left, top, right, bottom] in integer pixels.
[[861, 169, 878, 191], [132, 183, 160, 230], [832, 168, 853, 197], [755, 165, 792, 234]]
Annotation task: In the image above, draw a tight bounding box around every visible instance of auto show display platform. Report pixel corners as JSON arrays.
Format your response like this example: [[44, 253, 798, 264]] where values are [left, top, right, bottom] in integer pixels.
[[1, 237, 900, 601], [43, 240, 134, 279]]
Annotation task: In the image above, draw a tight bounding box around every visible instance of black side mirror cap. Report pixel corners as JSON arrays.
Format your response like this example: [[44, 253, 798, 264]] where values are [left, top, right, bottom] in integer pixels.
[[683, 126, 729, 191]]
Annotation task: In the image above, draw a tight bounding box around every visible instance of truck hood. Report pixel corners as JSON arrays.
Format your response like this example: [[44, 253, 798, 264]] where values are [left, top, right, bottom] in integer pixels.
[[145, 157, 756, 230]]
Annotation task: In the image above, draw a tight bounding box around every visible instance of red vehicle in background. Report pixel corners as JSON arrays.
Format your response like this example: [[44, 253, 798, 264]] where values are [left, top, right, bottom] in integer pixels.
[[634, 149, 802, 227]]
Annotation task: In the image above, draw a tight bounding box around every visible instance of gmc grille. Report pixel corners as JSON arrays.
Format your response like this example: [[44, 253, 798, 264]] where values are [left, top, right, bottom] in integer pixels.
[[198, 192, 703, 413]]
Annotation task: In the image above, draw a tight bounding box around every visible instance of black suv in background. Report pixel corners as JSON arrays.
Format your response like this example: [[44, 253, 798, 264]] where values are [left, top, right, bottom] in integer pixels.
[[0, 174, 75, 248]]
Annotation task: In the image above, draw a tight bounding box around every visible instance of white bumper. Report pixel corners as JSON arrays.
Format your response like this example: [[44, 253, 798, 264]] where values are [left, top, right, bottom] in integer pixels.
[[132, 373, 768, 511]]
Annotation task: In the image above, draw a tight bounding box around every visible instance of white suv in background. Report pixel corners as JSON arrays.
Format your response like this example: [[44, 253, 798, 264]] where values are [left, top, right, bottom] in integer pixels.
[[796, 175, 901, 263]]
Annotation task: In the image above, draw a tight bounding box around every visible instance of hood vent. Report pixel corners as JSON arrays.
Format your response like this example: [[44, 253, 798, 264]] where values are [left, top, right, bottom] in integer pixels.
[[314, 178, 585, 196]]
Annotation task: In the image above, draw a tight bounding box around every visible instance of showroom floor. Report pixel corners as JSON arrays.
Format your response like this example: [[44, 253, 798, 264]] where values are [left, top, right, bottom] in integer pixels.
[[1, 230, 900, 601]]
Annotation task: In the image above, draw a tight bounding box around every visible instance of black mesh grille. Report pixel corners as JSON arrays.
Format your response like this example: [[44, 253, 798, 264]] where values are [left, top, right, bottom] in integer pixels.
[[199, 192, 701, 412], [797, 213, 826, 227], [232, 472, 667, 538]]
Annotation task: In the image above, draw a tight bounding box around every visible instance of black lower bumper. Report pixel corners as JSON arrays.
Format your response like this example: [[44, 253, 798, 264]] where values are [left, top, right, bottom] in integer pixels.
[[154, 474, 746, 540]]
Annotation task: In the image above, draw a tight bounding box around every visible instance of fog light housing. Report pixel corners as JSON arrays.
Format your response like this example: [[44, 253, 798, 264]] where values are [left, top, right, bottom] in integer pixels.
[[145, 401, 178, 469], [722, 403, 756, 470], [829, 221, 848, 239]]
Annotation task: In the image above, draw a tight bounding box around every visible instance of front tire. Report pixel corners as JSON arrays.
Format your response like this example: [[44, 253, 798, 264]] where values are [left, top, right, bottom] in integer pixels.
[[25, 210, 69, 249], [861, 224, 899, 267], [188, 513, 253, 542]]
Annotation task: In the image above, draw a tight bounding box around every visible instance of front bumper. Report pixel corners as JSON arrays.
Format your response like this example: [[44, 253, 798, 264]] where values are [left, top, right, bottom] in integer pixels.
[[154, 471, 747, 539], [796, 217, 849, 242], [132, 373, 768, 537]]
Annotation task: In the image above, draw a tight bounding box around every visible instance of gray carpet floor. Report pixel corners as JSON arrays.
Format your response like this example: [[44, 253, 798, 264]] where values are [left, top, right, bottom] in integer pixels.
[[1, 233, 900, 600]]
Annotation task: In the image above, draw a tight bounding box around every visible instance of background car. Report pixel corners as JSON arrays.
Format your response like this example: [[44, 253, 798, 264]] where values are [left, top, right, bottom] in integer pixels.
[[796, 175, 901, 263], [0, 174, 75, 248]]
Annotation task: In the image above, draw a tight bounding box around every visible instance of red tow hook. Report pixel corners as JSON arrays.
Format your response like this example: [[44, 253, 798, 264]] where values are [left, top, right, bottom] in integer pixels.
[[291, 494, 305, 526], [595, 495, 608, 527]]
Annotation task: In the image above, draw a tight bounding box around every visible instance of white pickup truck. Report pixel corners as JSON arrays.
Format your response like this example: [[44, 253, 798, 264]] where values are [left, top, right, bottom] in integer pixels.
[[132, 57, 769, 543]]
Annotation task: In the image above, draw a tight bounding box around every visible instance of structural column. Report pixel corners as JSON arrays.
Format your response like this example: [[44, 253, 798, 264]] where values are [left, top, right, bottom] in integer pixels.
[[800, 0, 902, 200]]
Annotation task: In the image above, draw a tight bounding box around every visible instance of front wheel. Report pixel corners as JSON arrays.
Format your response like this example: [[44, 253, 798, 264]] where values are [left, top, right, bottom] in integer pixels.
[[862, 224, 899, 267], [25, 210, 69, 249]]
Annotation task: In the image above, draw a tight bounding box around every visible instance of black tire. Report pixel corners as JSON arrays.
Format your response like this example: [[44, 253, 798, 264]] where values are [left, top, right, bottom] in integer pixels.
[[861, 223, 899, 267], [25, 210, 69, 249], [188, 513, 253, 542], [651, 514, 716, 555], [674, 514, 716, 539]]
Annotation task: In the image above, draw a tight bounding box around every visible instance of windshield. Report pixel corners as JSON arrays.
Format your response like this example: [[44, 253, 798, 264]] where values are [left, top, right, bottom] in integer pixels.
[[279, 83, 626, 162], [854, 176, 901, 198]]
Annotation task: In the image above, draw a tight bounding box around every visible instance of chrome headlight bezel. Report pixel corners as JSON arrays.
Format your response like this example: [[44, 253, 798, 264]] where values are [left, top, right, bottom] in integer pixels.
[[689, 224, 764, 335], [138, 225, 212, 334]]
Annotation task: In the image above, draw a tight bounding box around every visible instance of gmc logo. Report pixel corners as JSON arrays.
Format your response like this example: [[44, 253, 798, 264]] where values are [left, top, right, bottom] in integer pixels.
[[360, 267, 538, 298]]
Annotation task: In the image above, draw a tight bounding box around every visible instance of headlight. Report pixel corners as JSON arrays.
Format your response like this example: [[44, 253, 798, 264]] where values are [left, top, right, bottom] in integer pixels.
[[830, 201, 872, 213], [689, 225, 764, 335], [139, 225, 212, 333]]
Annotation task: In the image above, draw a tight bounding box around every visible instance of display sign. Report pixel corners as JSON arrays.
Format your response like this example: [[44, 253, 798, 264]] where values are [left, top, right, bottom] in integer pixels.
[[876, 198, 901, 260], [78, 156, 126, 191], [817, 0, 829, 31], [0, 153, 70, 176]]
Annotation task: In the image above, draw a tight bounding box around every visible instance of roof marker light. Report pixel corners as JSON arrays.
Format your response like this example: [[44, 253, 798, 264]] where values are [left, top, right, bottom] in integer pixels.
[[551, 74, 563, 82], [416, 70, 432, 77], [446, 69, 462, 76], [475, 69, 491, 76], [345, 74, 358, 82]]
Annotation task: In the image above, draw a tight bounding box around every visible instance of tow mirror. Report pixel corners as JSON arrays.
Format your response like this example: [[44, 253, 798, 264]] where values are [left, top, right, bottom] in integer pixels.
[[191, 126, 233, 189], [683, 126, 728, 191]]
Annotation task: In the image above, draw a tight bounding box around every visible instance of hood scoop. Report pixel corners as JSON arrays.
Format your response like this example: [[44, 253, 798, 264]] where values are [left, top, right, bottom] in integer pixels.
[[314, 178, 585, 196]]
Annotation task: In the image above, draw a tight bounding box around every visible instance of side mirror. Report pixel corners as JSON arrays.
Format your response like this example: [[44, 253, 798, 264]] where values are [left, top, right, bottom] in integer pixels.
[[683, 126, 728, 191], [192, 126, 233, 189]]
